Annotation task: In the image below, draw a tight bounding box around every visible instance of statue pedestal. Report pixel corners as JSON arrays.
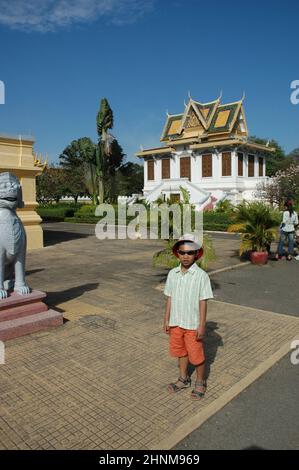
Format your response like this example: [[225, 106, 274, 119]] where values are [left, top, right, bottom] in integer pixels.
[[0, 290, 63, 341]]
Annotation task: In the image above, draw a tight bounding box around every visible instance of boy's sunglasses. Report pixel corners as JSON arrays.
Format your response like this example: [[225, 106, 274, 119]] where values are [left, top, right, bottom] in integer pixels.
[[177, 249, 197, 256]]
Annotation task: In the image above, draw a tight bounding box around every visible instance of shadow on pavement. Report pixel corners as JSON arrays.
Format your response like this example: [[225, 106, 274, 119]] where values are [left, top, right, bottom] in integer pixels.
[[188, 321, 223, 381], [43, 229, 91, 247], [46, 282, 99, 309], [26, 268, 45, 276]]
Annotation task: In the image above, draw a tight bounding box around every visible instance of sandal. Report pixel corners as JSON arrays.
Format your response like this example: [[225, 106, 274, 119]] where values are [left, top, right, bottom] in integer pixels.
[[287, 255, 292, 261], [191, 379, 207, 400], [167, 376, 191, 393]]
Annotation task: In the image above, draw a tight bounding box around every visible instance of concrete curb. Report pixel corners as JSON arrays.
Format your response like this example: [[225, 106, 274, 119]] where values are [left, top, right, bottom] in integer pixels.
[[152, 335, 299, 450], [208, 261, 251, 276], [204, 230, 240, 235]]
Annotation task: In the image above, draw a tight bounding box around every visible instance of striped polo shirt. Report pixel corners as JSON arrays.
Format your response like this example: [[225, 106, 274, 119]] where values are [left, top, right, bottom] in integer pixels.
[[164, 262, 214, 330]]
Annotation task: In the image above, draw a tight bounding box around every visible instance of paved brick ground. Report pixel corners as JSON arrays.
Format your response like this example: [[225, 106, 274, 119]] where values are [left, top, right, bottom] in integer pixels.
[[1, 229, 298, 449]]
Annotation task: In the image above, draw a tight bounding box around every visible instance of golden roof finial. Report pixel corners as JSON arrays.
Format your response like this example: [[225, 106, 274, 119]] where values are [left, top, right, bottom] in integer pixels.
[[45, 153, 48, 166], [241, 91, 246, 102], [188, 90, 192, 100], [166, 109, 170, 117], [218, 90, 222, 101]]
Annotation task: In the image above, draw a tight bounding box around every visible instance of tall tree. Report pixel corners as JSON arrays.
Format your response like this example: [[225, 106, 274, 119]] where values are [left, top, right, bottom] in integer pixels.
[[96, 98, 114, 204], [63, 167, 86, 203], [59, 137, 97, 204], [59, 137, 92, 168], [104, 139, 126, 202], [115, 162, 144, 196], [37, 165, 68, 204]]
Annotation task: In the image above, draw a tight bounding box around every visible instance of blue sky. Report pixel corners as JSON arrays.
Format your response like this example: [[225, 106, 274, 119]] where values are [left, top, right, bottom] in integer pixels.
[[0, 0, 298, 165]]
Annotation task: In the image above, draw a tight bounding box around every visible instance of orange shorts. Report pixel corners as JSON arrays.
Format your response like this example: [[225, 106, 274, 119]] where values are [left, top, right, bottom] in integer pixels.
[[169, 326, 205, 366]]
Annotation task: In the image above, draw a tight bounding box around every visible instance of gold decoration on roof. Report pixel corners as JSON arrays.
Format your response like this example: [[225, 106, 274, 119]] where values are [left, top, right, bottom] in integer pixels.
[[214, 110, 231, 128], [33, 152, 48, 172], [168, 118, 182, 135], [201, 108, 210, 119], [186, 109, 200, 128]]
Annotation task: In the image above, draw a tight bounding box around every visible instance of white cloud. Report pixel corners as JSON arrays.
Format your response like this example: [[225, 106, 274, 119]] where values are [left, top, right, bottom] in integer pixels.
[[0, 0, 154, 32]]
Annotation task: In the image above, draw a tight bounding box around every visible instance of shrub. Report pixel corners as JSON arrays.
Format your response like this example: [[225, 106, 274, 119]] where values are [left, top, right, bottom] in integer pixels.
[[74, 205, 97, 217], [36, 206, 76, 220], [227, 201, 280, 254]]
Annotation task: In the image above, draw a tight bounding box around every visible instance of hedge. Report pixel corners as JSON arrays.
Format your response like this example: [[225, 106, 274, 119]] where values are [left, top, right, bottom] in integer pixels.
[[37, 204, 233, 231], [36, 207, 76, 221]]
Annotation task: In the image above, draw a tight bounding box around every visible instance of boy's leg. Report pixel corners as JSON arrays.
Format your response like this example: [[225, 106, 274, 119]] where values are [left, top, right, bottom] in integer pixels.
[[168, 327, 191, 392], [184, 331, 206, 398], [179, 355, 189, 380], [167, 355, 191, 392], [188, 361, 206, 399], [195, 361, 205, 383]]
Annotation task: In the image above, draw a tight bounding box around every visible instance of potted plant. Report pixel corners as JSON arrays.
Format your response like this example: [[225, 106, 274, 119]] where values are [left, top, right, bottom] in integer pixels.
[[227, 201, 280, 265]]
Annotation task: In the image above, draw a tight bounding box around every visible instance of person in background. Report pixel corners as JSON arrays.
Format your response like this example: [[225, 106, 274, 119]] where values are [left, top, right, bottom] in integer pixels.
[[275, 202, 298, 260]]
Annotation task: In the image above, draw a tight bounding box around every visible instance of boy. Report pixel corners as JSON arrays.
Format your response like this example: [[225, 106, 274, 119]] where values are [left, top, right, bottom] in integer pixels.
[[163, 234, 213, 400]]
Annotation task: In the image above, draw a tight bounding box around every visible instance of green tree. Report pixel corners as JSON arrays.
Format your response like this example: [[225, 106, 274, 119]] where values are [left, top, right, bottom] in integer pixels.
[[37, 166, 67, 204], [96, 98, 114, 203], [63, 168, 86, 203], [115, 162, 144, 196], [249, 136, 291, 176], [104, 138, 126, 203], [59, 137, 97, 204]]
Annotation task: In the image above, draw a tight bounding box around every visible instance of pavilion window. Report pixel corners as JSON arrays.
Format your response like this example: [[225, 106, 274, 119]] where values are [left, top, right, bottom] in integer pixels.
[[202, 154, 212, 177], [147, 160, 154, 180], [162, 158, 170, 179], [180, 156, 191, 180], [248, 155, 255, 177], [222, 152, 231, 176], [238, 152, 243, 176], [259, 157, 264, 177]]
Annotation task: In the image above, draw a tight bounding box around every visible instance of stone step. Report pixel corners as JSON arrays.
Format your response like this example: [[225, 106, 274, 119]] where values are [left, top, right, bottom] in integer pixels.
[[0, 309, 63, 342], [0, 290, 47, 310], [0, 301, 48, 322]]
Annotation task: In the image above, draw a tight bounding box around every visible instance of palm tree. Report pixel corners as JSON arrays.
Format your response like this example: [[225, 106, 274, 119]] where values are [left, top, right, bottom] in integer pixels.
[[96, 98, 114, 204], [227, 201, 280, 254]]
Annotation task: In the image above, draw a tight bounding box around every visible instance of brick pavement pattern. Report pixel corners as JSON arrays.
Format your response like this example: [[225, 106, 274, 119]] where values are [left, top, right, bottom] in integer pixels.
[[1, 231, 298, 449]]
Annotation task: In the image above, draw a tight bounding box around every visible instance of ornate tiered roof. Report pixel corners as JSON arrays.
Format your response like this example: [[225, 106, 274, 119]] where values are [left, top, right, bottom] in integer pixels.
[[136, 93, 274, 157], [160, 94, 247, 142]]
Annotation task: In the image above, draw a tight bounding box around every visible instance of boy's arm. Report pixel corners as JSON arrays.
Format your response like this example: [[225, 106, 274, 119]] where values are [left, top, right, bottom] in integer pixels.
[[163, 296, 171, 334], [196, 299, 207, 340]]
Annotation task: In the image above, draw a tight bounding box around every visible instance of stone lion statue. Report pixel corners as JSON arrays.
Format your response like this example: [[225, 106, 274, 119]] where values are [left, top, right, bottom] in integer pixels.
[[0, 172, 31, 299]]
